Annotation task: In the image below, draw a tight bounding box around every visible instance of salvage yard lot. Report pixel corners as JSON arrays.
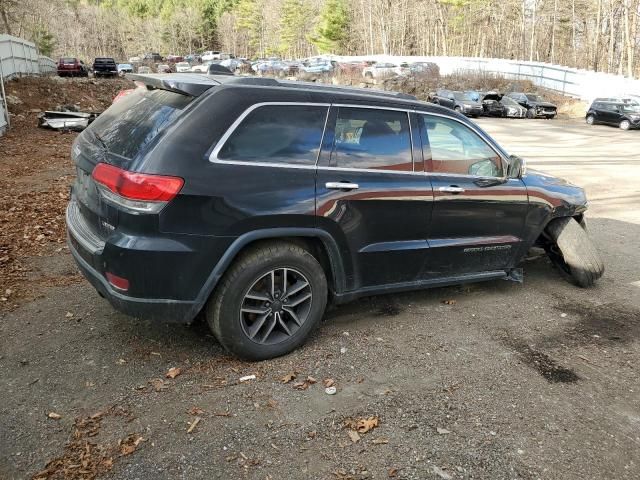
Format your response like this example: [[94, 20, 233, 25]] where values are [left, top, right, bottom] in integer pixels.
[[1, 86, 640, 479]]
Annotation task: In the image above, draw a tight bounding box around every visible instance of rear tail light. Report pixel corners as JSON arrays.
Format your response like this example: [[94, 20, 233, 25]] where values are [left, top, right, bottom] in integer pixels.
[[92, 163, 183, 214], [105, 271, 129, 291]]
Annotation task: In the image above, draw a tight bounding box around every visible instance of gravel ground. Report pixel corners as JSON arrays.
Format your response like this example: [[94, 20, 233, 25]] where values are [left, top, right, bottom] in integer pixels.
[[1, 108, 639, 480]]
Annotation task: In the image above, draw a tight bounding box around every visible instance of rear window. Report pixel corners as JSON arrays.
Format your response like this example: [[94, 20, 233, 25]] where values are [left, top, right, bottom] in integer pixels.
[[61, 58, 76, 64], [95, 58, 115, 64], [87, 89, 192, 160]]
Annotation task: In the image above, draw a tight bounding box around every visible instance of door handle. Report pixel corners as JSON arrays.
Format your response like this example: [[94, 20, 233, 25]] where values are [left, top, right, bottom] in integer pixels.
[[326, 182, 359, 190], [439, 186, 465, 194]]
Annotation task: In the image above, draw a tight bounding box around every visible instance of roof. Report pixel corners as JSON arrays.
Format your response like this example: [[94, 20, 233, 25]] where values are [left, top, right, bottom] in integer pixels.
[[125, 73, 421, 105]]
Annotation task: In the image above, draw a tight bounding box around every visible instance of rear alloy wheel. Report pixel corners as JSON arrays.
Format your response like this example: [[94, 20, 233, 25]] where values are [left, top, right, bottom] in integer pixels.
[[454, 106, 462, 113], [544, 218, 604, 287], [586, 115, 595, 125], [620, 119, 631, 130], [206, 242, 328, 360]]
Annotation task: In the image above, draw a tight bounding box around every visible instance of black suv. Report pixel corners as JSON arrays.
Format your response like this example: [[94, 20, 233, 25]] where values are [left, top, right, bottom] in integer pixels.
[[66, 74, 603, 360], [430, 89, 484, 117], [586, 98, 640, 130], [506, 92, 557, 119], [92, 57, 118, 77]]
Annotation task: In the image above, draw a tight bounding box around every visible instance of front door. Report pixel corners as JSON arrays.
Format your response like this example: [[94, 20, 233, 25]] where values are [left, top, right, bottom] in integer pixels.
[[316, 105, 433, 289], [418, 113, 529, 277]]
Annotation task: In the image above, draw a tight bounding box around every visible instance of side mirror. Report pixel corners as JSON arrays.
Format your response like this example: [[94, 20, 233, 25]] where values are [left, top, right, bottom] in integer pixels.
[[508, 155, 526, 178]]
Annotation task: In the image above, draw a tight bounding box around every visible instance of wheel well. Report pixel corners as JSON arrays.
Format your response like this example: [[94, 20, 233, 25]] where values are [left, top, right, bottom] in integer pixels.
[[230, 236, 338, 295]]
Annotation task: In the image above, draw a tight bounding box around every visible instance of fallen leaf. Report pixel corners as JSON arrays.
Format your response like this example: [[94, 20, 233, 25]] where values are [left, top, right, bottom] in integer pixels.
[[65, 312, 73, 318], [306, 375, 317, 384], [372, 437, 389, 444], [293, 381, 309, 390], [119, 434, 144, 456], [47, 412, 62, 420], [165, 367, 181, 379], [323, 378, 335, 388], [436, 427, 451, 434], [442, 299, 456, 305], [356, 416, 379, 434], [149, 378, 168, 391], [188, 406, 205, 416], [187, 416, 201, 434], [281, 372, 296, 383], [347, 429, 361, 443], [388, 468, 398, 477]]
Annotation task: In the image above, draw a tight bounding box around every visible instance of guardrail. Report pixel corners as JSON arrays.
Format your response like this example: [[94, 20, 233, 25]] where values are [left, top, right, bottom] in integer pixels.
[[1, 34, 55, 133], [330, 54, 640, 100]]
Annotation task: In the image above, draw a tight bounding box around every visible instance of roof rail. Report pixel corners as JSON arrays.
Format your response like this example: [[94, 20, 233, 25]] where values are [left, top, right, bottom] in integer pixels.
[[224, 77, 418, 101]]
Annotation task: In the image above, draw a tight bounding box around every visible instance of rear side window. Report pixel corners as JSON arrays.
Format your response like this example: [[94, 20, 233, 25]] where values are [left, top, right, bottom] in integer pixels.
[[217, 105, 328, 165], [87, 89, 192, 160], [331, 107, 412, 171]]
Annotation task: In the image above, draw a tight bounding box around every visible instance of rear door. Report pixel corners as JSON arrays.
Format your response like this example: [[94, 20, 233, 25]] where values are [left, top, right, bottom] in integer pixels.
[[316, 105, 433, 289], [418, 112, 529, 276]]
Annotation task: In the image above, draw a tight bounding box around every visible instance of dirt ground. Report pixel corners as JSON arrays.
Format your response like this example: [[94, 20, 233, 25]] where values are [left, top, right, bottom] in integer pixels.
[[1, 78, 640, 480]]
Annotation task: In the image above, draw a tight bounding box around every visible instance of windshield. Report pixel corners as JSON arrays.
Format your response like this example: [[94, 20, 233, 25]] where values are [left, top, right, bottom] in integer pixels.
[[621, 104, 640, 113], [526, 94, 543, 102], [453, 92, 473, 101]]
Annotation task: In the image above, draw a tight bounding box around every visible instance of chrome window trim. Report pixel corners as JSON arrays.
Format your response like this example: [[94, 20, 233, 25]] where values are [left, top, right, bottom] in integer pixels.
[[417, 110, 510, 180], [209, 101, 331, 165]]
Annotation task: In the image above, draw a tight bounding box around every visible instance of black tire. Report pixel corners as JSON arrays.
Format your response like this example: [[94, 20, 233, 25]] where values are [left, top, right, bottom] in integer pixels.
[[546, 114, 555, 119], [526, 108, 535, 119], [586, 115, 595, 125], [206, 241, 328, 360], [544, 218, 604, 287]]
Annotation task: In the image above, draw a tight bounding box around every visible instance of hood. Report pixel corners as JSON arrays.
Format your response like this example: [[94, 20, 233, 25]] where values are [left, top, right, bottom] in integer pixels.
[[523, 168, 588, 215], [529, 100, 556, 108]]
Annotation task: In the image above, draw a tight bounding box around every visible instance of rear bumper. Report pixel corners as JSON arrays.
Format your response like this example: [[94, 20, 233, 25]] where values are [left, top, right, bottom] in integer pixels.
[[66, 200, 200, 323], [68, 236, 197, 323]]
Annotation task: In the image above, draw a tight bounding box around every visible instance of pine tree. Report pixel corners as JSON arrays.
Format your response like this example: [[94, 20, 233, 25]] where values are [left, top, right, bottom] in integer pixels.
[[309, 0, 348, 54]]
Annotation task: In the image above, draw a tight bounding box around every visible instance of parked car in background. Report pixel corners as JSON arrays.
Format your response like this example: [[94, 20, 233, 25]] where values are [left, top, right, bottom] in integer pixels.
[[302, 60, 335, 75], [67, 74, 603, 361], [362, 62, 408, 79], [408, 62, 439, 77], [586, 99, 640, 130], [166, 55, 184, 63], [57, 57, 89, 77], [157, 64, 172, 73], [430, 90, 483, 117], [191, 61, 212, 73], [117, 64, 134, 76], [506, 92, 557, 119], [201, 51, 221, 61], [129, 56, 141, 64], [175, 62, 191, 73], [500, 96, 527, 118], [144, 53, 163, 62], [137, 66, 152, 74], [185, 54, 201, 63], [92, 57, 118, 77], [336, 61, 369, 75], [207, 63, 234, 75], [480, 92, 506, 117], [220, 58, 241, 72]]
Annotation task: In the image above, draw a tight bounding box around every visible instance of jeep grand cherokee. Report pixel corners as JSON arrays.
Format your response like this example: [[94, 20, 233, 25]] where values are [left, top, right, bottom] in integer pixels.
[[66, 74, 604, 360]]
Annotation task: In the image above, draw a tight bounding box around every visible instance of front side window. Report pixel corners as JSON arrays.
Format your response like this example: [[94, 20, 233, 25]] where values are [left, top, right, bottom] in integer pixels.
[[217, 105, 328, 165], [332, 107, 413, 171], [421, 115, 504, 177]]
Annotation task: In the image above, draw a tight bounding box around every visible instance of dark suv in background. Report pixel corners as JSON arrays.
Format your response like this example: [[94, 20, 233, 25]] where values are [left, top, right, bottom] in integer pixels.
[[430, 89, 483, 117], [586, 98, 640, 130], [507, 92, 557, 119], [92, 57, 118, 77], [66, 74, 603, 360]]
